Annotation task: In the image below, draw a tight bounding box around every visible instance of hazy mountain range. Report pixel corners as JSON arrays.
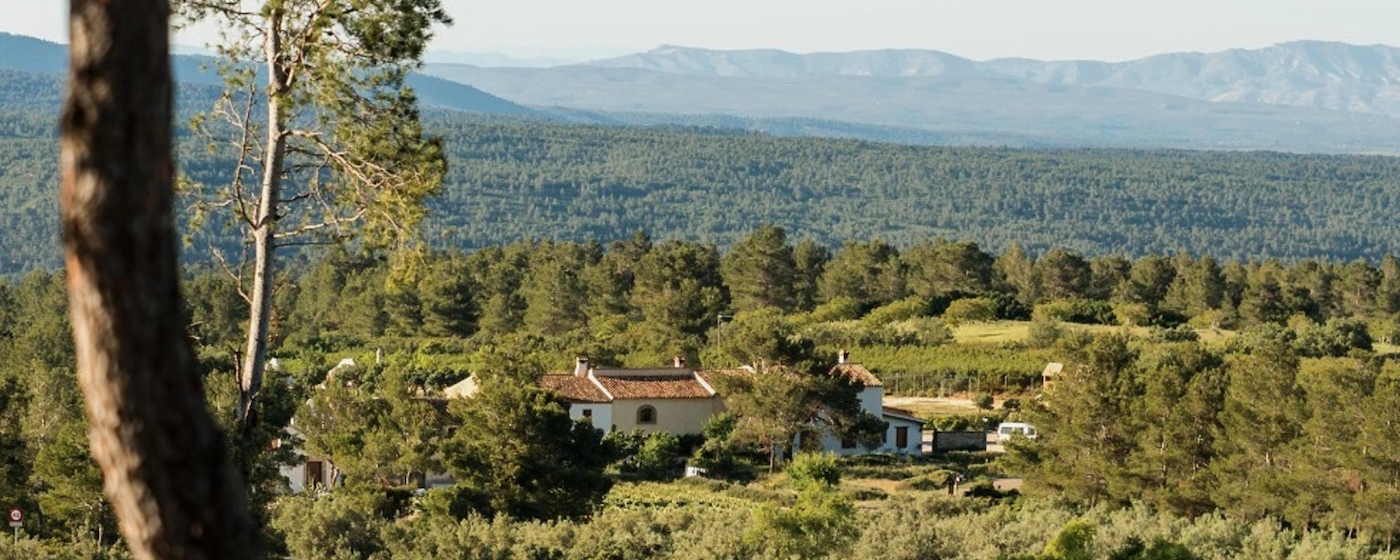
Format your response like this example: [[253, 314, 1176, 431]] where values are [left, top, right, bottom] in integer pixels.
[[588, 42, 1400, 118], [6, 32, 1400, 153], [419, 41, 1400, 153]]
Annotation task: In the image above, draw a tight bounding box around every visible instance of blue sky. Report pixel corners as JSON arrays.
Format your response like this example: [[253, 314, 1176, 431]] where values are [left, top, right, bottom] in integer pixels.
[[4, 0, 1399, 61]]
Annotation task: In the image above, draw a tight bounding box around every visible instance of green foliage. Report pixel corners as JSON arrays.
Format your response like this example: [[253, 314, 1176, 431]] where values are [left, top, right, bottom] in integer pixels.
[[855, 344, 1057, 393], [808, 296, 865, 322], [862, 297, 930, 326], [1041, 521, 1096, 560], [943, 297, 998, 324], [787, 452, 843, 489], [443, 376, 616, 520], [609, 430, 685, 481], [270, 491, 389, 560], [745, 486, 859, 559], [1034, 299, 1116, 325], [1027, 318, 1064, 348]]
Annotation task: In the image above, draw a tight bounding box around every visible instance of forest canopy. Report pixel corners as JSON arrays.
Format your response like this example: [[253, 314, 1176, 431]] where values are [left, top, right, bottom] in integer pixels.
[[6, 113, 1400, 274]]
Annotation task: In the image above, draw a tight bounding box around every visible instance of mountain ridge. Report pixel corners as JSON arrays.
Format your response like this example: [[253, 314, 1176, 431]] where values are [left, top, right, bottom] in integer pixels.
[[0, 32, 536, 117], [586, 41, 1400, 117]]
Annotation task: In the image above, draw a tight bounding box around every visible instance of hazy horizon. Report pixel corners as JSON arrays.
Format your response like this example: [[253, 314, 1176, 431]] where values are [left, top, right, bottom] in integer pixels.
[[5, 0, 1400, 63]]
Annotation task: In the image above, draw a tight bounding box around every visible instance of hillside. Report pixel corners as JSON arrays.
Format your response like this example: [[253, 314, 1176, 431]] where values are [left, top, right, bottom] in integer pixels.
[[13, 115, 1400, 274], [0, 32, 535, 117], [419, 121, 1400, 261]]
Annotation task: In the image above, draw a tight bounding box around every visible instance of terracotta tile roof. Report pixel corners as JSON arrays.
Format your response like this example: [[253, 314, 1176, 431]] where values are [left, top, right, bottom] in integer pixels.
[[695, 367, 753, 387], [538, 375, 610, 403], [831, 364, 883, 387], [592, 374, 715, 400], [883, 406, 926, 424]]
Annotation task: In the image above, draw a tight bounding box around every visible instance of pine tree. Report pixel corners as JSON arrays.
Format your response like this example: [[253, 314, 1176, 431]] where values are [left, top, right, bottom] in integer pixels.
[[791, 238, 830, 311], [721, 225, 799, 312], [175, 0, 451, 427], [1036, 248, 1093, 301], [1211, 343, 1306, 521], [818, 240, 905, 307], [996, 242, 1040, 304]]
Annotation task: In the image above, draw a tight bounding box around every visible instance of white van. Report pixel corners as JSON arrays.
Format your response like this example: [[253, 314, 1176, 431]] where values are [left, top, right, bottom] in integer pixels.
[[997, 422, 1038, 443]]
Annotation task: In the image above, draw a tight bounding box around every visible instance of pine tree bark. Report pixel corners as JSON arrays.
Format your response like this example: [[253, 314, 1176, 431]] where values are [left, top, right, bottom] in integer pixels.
[[61, 0, 258, 558], [238, 12, 287, 428]]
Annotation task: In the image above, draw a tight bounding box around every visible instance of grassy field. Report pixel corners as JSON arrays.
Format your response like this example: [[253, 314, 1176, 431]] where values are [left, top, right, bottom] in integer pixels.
[[951, 321, 1237, 345]]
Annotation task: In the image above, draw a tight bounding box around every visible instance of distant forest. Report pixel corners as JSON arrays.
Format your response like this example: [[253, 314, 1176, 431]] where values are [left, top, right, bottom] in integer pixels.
[[7, 109, 1400, 274]]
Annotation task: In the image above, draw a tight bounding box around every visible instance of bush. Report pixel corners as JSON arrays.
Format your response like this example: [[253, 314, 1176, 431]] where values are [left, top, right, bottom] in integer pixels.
[[893, 317, 953, 346], [973, 392, 994, 410], [1294, 318, 1373, 357], [272, 490, 389, 560], [1147, 325, 1199, 343], [745, 487, 859, 559], [862, 297, 931, 326], [842, 486, 890, 501], [788, 452, 843, 489], [1113, 303, 1151, 326], [1034, 299, 1115, 325], [898, 470, 956, 491], [944, 298, 998, 325], [635, 431, 683, 480], [811, 297, 866, 322], [1026, 318, 1063, 349]]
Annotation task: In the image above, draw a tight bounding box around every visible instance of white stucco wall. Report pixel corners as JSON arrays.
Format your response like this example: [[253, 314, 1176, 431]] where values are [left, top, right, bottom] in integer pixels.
[[859, 386, 884, 417], [611, 398, 721, 434], [571, 402, 613, 432], [879, 416, 925, 455]]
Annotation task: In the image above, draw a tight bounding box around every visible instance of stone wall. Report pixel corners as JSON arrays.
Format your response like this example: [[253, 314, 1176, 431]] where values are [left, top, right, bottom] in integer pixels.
[[932, 431, 987, 452]]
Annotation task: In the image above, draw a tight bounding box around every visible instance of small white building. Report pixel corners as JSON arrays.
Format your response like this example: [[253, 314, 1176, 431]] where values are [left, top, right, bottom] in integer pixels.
[[818, 351, 927, 455], [521, 352, 924, 457]]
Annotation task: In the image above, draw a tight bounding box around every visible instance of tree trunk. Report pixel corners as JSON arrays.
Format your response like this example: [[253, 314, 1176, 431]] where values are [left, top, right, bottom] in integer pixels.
[[61, 1, 258, 558], [238, 12, 287, 428]]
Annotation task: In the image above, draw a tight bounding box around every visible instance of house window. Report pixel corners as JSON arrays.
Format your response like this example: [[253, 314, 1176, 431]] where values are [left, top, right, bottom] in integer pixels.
[[840, 435, 856, 449], [637, 405, 657, 424], [581, 409, 593, 424]]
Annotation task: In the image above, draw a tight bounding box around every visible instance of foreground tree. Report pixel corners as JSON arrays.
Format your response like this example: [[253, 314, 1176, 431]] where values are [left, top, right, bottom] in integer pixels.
[[174, 0, 451, 429], [444, 376, 615, 520], [60, 0, 256, 556]]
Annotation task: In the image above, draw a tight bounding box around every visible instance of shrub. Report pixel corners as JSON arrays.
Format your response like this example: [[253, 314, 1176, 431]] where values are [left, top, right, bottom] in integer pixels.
[[893, 317, 954, 346], [1042, 520, 1096, 560], [1034, 299, 1115, 325], [634, 431, 683, 480], [1113, 303, 1151, 326], [1027, 319, 1063, 349], [744, 487, 859, 559], [863, 297, 931, 326], [944, 297, 998, 325], [898, 470, 956, 491], [788, 452, 843, 489], [272, 490, 389, 560], [811, 297, 866, 322], [1147, 325, 1199, 343]]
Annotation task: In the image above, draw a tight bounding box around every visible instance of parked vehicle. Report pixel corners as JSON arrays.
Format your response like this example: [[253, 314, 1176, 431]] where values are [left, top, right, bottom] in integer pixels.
[[997, 422, 1038, 442]]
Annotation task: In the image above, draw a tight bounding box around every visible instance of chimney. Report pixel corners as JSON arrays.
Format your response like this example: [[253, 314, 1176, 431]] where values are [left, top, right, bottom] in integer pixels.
[[838, 349, 849, 364], [673, 356, 686, 368], [574, 357, 590, 377]]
